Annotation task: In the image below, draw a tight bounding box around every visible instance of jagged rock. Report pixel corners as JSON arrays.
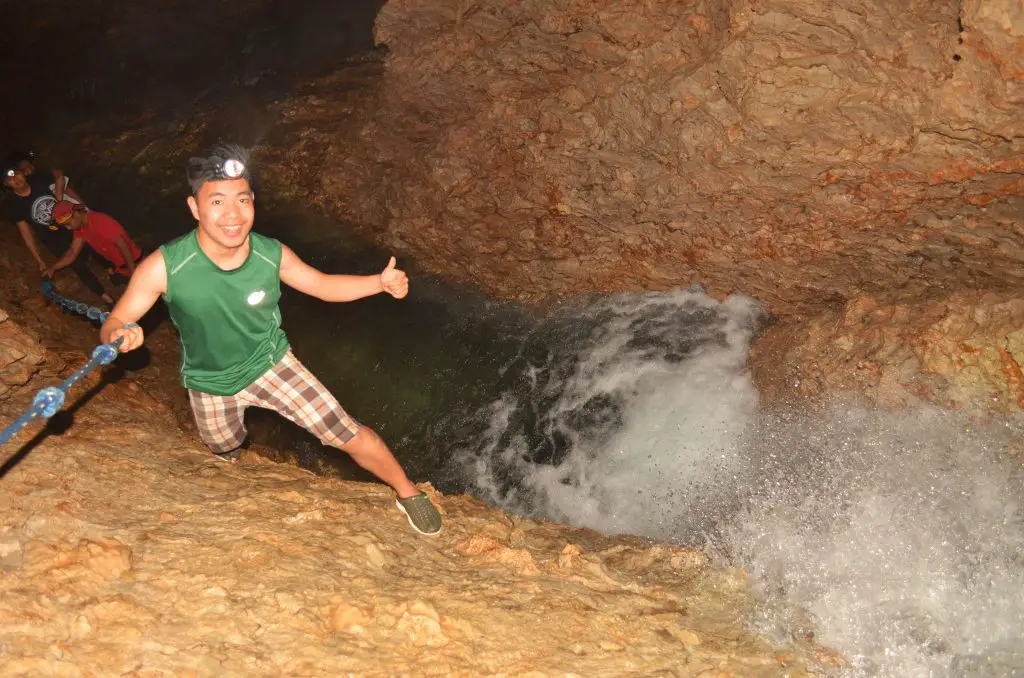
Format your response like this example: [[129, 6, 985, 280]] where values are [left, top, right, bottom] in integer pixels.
[[0, 308, 59, 401], [752, 290, 1024, 410], [280, 0, 1022, 314], [240, 0, 1024, 410]]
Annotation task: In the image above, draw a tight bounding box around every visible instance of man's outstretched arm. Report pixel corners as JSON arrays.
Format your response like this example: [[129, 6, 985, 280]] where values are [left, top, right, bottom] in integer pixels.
[[99, 251, 168, 351], [15, 220, 47, 271], [279, 245, 409, 302], [46, 237, 86, 276], [115, 236, 138, 274], [51, 168, 67, 201]]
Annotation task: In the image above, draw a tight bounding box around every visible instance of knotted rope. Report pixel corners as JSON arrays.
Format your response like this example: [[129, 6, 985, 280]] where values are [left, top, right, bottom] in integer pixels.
[[0, 282, 134, 447]]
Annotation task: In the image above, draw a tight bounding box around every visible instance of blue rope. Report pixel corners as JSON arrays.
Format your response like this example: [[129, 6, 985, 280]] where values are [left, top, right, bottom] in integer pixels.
[[0, 283, 135, 447]]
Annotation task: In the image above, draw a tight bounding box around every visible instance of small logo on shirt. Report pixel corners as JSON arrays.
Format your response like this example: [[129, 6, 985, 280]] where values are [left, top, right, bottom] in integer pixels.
[[247, 290, 266, 306]]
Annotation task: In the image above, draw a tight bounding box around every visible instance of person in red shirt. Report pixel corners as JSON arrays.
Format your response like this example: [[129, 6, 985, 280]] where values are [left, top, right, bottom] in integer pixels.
[[46, 201, 142, 289]]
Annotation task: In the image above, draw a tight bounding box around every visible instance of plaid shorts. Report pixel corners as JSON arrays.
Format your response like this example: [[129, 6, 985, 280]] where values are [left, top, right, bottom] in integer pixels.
[[188, 350, 360, 454]]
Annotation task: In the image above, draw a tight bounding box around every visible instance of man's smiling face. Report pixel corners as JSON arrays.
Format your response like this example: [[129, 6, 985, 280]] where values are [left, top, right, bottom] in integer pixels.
[[187, 178, 255, 251]]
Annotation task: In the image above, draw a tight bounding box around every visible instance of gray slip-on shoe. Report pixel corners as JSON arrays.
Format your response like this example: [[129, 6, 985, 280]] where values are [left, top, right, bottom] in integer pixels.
[[396, 493, 442, 536]]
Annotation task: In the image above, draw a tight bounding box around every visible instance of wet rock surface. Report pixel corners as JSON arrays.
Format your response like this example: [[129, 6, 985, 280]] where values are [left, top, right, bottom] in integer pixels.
[[752, 290, 1024, 411]]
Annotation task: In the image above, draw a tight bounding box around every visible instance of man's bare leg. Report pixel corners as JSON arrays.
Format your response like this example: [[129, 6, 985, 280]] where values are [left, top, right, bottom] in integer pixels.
[[340, 426, 419, 499]]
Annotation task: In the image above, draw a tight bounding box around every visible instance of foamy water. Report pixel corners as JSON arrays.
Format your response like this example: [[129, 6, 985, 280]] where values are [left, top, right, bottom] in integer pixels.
[[448, 288, 1024, 677], [728, 405, 1024, 676]]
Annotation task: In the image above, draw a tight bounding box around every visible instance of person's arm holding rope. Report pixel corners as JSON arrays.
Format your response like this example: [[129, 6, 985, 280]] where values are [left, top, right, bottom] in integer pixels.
[[44, 238, 86, 278], [99, 251, 167, 350], [115, 236, 138, 275], [15, 219, 48, 273], [51, 168, 67, 202]]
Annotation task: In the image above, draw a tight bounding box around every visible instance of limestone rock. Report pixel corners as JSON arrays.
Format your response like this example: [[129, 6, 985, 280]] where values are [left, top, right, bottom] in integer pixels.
[[0, 384, 830, 675], [752, 290, 1024, 411], [252, 0, 1023, 410], [300, 0, 1023, 315], [0, 309, 55, 401]]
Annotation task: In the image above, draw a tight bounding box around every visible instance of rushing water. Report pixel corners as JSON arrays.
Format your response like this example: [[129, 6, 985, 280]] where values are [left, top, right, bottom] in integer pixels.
[[395, 286, 1022, 677]]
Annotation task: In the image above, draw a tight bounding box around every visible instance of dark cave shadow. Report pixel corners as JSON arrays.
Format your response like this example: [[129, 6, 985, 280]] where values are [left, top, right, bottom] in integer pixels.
[[0, 0, 391, 139], [0, 368, 124, 480], [112, 301, 174, 373]]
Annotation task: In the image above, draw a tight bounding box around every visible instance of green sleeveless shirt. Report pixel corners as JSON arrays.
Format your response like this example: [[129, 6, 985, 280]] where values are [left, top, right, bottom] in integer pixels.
[[161, 230, 290, 395]]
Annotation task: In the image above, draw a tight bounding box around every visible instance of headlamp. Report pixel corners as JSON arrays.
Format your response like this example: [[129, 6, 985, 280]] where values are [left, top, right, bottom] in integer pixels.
[[4, 169, 14, 178], [223, 159, 245, 179]]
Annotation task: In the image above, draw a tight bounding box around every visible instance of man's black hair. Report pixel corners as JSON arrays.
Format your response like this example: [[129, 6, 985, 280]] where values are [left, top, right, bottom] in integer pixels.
[[186, 143, 252, 195]]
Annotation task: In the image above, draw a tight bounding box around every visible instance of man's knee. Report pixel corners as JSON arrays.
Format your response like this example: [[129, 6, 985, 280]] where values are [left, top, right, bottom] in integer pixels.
[[338, 424, 379, 452], [197, 427, 246, 454], [189, 393, 248, 454]]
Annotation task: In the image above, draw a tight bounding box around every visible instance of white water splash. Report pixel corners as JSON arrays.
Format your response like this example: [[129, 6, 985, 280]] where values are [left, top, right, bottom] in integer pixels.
[[455, 288, 1024, 676], [463, 288, 762, 538], [726, 404, 1024, 677]]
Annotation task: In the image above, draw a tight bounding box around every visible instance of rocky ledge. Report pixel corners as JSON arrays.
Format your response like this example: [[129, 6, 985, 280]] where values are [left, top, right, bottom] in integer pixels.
[[0, 310, 839, 675]]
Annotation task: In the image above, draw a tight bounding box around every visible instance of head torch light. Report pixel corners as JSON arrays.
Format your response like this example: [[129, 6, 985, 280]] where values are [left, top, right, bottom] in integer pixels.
[[222, 158, 246, 179]]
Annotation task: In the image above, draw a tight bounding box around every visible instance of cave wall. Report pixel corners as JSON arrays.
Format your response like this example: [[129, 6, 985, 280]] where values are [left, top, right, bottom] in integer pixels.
[[265, 0, 1019, 411], [304, 0, 1023, 314]]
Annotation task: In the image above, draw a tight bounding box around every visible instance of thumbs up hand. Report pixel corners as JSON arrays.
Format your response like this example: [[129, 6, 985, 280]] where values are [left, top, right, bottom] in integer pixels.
[[380, 256, 409, 299]]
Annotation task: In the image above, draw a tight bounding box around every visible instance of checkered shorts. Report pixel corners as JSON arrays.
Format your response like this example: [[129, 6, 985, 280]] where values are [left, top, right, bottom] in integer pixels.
[[188, 350, 360, 454]]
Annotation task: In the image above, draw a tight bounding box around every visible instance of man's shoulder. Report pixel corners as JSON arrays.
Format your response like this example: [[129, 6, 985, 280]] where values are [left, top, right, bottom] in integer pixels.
[[249, 231, 282, 249], [2, 190, 24, 214], [87, 209, 117, 224], [249, 231, 283, 262], [159, 230, 199, 265], [1, 196, 18, 222]]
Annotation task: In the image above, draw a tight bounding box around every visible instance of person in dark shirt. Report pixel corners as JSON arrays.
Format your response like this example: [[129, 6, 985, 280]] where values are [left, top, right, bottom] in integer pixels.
[[4, 149, 84, 204], [2, 162, 112, 304]]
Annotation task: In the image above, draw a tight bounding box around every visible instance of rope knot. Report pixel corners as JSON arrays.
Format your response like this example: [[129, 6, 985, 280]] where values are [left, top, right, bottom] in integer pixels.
[[33, 387, 65, 418], [92, 344, 120, 366]]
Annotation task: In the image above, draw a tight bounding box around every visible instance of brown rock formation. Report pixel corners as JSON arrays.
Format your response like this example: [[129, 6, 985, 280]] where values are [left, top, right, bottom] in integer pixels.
[[254, 0, 1023, 410], [294, 0, 1021, 309], [0, 309, 55, 401], [752, 290, 1024, 410], [0, 309, 836, 675]]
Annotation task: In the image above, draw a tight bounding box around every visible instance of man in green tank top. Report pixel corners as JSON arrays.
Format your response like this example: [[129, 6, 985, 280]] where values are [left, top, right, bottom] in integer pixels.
[[100, 143, 442, 536]]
